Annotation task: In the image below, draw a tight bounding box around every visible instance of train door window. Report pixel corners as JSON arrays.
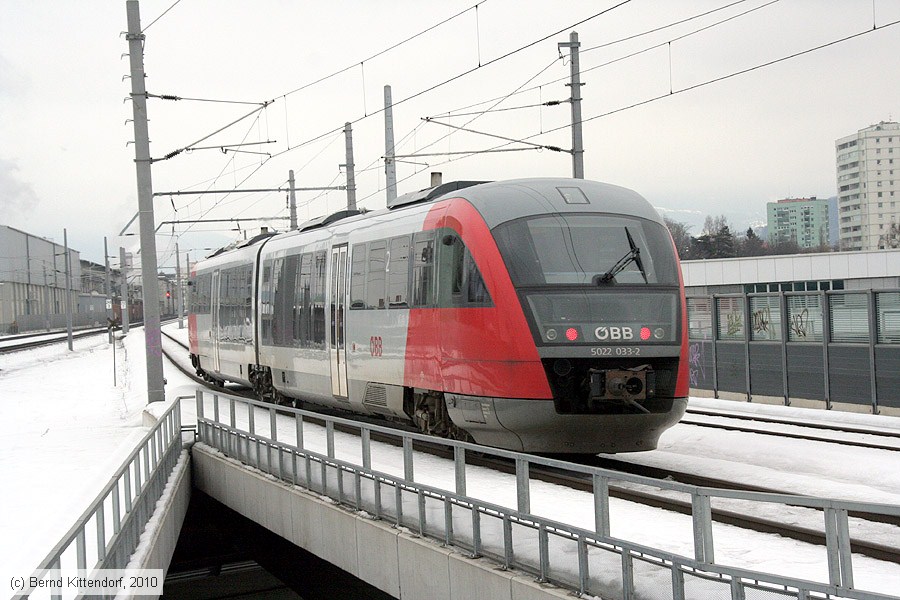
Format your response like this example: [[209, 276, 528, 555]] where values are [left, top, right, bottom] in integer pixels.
[[313, 250, 327, 345], [388, 236, 410, 307], [260, 260, 274, 344], [350, 244, 367, 309], [367, 240, 387, 309], [412, 232, 435, 307], [296, 253, 313, 346], [217, 269, 229, 340]]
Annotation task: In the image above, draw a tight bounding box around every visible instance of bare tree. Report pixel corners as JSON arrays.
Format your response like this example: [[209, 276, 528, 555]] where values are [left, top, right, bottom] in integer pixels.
[[663, 217, 695, 260]]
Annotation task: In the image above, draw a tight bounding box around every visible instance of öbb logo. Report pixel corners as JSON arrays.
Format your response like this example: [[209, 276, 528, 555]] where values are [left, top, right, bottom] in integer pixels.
[[594, 326, 633, 341]]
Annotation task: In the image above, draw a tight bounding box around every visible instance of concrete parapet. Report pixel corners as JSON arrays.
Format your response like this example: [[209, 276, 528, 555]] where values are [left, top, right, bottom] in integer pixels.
[[118, 450, 191, 600], [190, 444, 571, 600]]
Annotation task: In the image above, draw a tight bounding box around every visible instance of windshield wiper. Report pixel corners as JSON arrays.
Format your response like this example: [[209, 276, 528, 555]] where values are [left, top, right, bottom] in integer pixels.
[[594, 228, 648, 284]]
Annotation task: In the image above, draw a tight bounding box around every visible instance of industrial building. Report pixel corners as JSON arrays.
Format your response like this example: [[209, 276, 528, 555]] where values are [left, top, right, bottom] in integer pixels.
[[0, 224, 179, 334], [0, 225, 83, 333]]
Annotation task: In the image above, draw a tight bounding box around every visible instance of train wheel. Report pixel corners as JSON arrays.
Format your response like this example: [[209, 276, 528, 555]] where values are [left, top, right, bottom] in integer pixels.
[[411, 390, 472, 443], [251, 365, 278, 404]]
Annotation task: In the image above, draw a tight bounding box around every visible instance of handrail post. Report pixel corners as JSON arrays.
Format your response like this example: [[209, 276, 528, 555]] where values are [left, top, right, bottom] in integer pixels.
[[454, 446, 467, 496], [825, 507, 854, 588], [593, 473, 610, 537], [326, 421, 335, 458], [403, 436, 414, 481], [361, 428, 371, 470], [691, 492, 714, 563], [515, 457, 530, 514]]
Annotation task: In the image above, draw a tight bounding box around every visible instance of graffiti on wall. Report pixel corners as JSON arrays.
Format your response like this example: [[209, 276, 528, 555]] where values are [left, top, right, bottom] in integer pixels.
[[726, 312, 743, 336], [688, 341, 707, 387], [752, 307, 771, 335], [790, 308, 810, 339]]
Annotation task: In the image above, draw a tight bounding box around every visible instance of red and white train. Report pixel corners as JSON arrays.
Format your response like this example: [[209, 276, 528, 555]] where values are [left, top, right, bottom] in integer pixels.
[[188, 178, 689, 453]]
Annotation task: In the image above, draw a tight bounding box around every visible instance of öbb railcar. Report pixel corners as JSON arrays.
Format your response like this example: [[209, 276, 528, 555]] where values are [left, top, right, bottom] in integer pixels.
[[188, 178, 689, 453]]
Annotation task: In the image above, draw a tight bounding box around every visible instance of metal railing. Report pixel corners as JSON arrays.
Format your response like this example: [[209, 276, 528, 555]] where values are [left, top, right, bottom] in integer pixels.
[[686, 289, 900, 411], [195, 390, 900, 600], [14, 401, 184, 599]]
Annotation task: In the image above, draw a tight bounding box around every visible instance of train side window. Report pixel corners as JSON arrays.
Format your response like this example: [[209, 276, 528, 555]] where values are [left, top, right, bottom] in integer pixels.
[[296, 253, 312, 346], [436, 230, 492, 307], [412, 232, 435, 307], [388, 236, 410, 308], [466, 253, 491, 305], [273, 255, 298, 346], [437, 233, 464, 306], [350, 244, 367, 309], [367, 240, 387, 309]]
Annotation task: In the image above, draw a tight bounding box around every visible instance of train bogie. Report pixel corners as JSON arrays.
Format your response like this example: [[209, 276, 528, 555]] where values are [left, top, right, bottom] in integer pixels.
[[188, 178, 689, 453]]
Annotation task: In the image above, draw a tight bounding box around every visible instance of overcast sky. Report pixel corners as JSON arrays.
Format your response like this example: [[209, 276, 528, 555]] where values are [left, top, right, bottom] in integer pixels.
[[1, 0, 899, 267]]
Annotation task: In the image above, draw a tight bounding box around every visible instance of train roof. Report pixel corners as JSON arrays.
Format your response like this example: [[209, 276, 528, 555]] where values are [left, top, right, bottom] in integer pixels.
[[195, 178, 664, 266], [427, 178, 665, 228]]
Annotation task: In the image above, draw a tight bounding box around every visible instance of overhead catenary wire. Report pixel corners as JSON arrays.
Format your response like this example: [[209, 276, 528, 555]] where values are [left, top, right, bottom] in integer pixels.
[[141, 0, 182, 33], [146, 0, 770, 203], [162, 0, 635, 217], [145, 92, 267, 106], [359, 13, 899, 207], [278, 1, 489, 100], [157, 0, 877, 240]]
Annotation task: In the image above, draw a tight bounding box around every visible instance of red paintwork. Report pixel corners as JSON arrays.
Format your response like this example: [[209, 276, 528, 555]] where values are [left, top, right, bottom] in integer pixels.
[[671, 239, 690, 398], [403, 198, 553, 399]]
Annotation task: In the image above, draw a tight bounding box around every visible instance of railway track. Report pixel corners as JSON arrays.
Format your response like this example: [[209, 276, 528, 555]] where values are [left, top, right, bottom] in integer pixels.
[[680, 408, 900, 452], [159, 328, 900, 565], [0, 326, 110, 354]]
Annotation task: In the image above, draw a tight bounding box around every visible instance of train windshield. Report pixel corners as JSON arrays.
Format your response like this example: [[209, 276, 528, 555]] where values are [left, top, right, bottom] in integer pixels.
[[492, 214, 678, 287]]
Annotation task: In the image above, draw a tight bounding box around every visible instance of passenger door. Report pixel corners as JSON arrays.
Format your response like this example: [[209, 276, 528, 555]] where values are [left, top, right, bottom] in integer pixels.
[[211, 269, 221, 373], [329, 245, 349, 398]]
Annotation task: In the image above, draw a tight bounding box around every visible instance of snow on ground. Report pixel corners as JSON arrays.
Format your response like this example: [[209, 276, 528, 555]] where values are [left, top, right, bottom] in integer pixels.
[[0, 326, 196, 583], [3, 322, 900, 597]]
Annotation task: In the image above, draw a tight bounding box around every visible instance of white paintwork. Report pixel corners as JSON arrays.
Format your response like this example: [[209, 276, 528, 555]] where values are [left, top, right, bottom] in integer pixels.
[[682, 249, 900, 288]]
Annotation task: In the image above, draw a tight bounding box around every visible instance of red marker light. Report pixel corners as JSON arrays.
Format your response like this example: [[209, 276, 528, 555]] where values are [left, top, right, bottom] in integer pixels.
[[566, 327, 579, 341], [640, 327, 652, 341]]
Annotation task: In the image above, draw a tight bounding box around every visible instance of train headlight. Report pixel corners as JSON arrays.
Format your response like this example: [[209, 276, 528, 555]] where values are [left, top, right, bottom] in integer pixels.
[[565, 327, 579, 341], [546, 328, 558, 341], [654, 327, 665, 339], [640, 327, 651, 341]]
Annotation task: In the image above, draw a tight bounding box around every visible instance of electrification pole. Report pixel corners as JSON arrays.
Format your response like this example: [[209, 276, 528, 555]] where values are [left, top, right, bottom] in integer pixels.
[[176, 242, 183, 329], [288, 169, 298, 230], [559, 31, 585, 179], [63, 228, 73, 351], [343, 122, 357, 211], [125, 0, 165, 403], [120, 246, 130, 335], [384, 85, 398, 203], [104, 236, 113, 343]]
